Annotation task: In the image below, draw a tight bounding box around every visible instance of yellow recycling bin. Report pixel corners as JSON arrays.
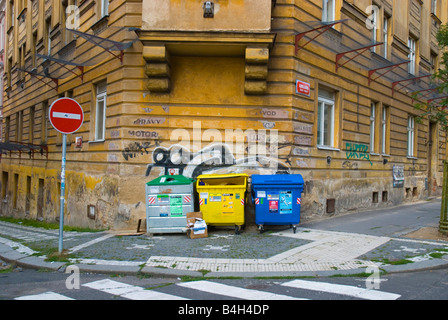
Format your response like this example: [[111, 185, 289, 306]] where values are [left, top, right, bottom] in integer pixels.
[[196, 173, 248, 234]]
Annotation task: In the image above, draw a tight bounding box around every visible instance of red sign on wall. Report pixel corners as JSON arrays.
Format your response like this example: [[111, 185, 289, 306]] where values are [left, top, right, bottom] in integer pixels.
[[296, 80, 311, 97]]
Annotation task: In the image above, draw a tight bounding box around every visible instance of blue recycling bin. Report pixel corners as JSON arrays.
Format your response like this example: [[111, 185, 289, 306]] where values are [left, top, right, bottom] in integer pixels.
[[251, 174, 304, 233]]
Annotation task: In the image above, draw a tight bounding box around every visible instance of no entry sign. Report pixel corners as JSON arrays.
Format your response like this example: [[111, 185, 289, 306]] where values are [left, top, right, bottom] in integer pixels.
[[49, 98, 84, 134]]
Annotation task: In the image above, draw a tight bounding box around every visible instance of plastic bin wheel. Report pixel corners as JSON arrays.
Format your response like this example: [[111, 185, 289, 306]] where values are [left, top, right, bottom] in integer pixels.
[[235, 225, 242, 235], [258, 225, 264, 234], [291, 225, 297, 234]]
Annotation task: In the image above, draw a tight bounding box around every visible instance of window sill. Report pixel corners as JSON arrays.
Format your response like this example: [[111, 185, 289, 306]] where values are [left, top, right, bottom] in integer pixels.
[[317, 145, 340, 152], [88, 139, 105, 144], [407, 156, 418, 160]]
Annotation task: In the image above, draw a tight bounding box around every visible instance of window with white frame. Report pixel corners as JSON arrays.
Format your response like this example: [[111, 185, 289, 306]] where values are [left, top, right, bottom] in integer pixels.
[[101, 0, 109, 18], [381, 106, 389, 154], [370, 102, 376, 153], [408, 37, 416, 75], [317, 87, 335, 148], [371, 9, 378, 53], [95, 81, 107, 141], [431, 0, 438, 15], [407, 116, 415, 157], [322, 0, 335, 22], [383, 16, 389, 59]]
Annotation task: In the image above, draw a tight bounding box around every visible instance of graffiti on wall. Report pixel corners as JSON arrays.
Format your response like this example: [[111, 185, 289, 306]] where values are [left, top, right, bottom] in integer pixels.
[[122, 139, 162, 161], [345, 142, 373, 166], [122, 114, 293, 178], [143, 122, 290, 178], [145, 142, 291, 178]]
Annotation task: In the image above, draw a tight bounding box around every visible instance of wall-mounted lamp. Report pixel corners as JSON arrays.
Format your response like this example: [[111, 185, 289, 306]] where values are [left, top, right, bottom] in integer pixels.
[[383, 158, 388, 165], [327, 156, 332, 165], [203, 1, 214, 18]]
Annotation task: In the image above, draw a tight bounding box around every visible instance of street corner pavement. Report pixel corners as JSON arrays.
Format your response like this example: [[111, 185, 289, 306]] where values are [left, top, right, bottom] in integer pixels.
[[2, 217, 448, 278]]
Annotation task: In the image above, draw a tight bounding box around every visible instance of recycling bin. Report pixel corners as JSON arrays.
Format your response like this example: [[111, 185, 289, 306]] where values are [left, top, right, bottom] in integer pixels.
[[196, 173, 248, 234], [251, 174, 304, 233], [146, 175, 195, 234]]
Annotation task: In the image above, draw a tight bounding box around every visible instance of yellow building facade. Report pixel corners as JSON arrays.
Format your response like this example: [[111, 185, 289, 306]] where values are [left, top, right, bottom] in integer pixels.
[[1, 0, 447, 230]]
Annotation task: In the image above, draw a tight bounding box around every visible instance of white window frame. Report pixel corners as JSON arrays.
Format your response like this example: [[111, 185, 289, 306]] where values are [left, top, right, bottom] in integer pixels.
[[431, 0, 438, 15], [370, 103, 376, 153], [381, 106, 387, 155], [322, 0, 335, 23], [317, 95, 335, 148], [383, 17, 389, 59], [408, 37, 416, 75], [95, 81, 107, 141], [371, 9, 378, 53], [407, 116, 415, 157], [101, 0, 109, 18]]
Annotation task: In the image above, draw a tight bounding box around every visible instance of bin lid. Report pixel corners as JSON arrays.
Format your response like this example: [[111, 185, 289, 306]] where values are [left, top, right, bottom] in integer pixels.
[[251, 174, 304, 186], [196, 173, 248, 187], [146, 175, 195, 186], [197, 173, 249, 180]]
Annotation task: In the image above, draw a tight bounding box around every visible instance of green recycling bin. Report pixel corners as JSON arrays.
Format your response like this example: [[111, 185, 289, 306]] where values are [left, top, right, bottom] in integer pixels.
[[146, 175, 195, 234]]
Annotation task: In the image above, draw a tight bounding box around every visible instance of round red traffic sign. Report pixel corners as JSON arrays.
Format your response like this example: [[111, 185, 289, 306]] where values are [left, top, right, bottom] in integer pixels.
[[49, 98, 84, 134]]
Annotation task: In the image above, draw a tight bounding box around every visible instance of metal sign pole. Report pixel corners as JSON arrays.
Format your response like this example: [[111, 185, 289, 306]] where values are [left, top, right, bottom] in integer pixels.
[[58, 134, 67, 253]]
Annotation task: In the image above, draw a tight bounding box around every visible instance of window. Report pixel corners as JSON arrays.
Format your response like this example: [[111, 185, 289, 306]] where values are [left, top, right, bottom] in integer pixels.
[[41, 101, 49, 144], [370, 103, 377, 153], [95, 81, 107, 141], [431, 0, 438, 15], [45, 19, 51, 55], [381, 106, 389, 155], [317, 88, 335, 148], [32, 32, 37, 68], [407, 116, 415, 157], [383, 16, 389, 59], [371, 8, 378, 53], [100, 0, 109, 18], [322, 0, 335, 23], [16, 111, 23, 142], [430, 52, 439, 73], [5, 116, 10, 142], [408, 37, 416, 75], [29, 106, 35, 143], [8, 0, 14, 29]]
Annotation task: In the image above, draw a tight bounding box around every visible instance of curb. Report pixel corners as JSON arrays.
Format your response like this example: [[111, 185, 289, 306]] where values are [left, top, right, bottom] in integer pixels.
[[3, 248, 448, 278]]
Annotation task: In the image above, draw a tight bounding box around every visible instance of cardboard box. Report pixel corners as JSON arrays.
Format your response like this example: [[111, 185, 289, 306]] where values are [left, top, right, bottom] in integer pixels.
[[186, 212, 208, 239]]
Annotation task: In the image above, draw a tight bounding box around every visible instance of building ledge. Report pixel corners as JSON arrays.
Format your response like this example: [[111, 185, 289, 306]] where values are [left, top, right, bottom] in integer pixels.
[[137, 30, 276, 56], [138, 30, 276, 95]]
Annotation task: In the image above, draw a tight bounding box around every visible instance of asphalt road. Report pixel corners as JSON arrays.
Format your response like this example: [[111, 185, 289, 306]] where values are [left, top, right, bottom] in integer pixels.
[[301, 199, 442, 237]]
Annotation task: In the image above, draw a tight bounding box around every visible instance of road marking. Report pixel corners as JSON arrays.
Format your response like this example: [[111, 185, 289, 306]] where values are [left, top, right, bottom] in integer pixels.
[[68, 233, 116, 253], [177, 280, 306, 300], [15, 292, 74, 300], [282, 279, 401, 300], [83, 279, 188, 300]]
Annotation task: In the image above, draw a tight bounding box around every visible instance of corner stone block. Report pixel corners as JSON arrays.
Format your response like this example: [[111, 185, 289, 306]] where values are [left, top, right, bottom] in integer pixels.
[[245, 47, 269, 64], [145, 63, 171, 77], [143, 46, 171, 63], [146, 78, 171, 93], [245, 80, 267, 95], [245, 64, 268, 80]]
